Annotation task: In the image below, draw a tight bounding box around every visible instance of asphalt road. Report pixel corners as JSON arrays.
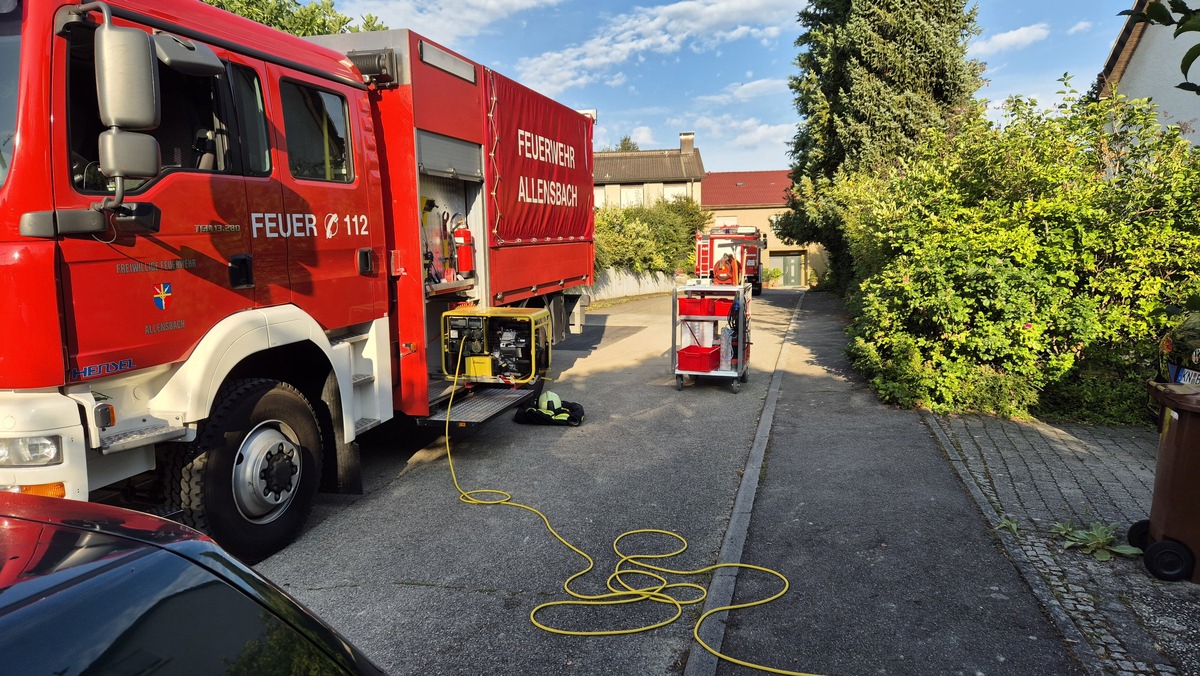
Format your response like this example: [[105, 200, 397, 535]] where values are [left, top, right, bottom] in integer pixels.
[[710, 291, 1081, 676], [258, 290, 789, 675], [257, 289, 1082, 675]]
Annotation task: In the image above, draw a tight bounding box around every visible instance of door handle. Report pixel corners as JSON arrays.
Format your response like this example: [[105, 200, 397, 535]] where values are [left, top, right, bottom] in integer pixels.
[[357, 247, 374, 276], [229, 253, 254, 289]]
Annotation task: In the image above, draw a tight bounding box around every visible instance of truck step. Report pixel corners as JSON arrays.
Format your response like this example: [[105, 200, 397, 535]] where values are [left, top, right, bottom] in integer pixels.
[[355, 418, 381, 435], [418, 387, 538, 427], [330, 333, 370, 346], [101, 424, 189, 455]]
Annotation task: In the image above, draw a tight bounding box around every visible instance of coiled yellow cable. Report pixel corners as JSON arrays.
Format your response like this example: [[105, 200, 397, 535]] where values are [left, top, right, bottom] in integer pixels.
[[442, 339, 820, 676]]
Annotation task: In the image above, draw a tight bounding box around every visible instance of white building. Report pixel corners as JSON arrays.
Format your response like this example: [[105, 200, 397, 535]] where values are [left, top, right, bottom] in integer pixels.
[[1098, 0, 1200, 138]]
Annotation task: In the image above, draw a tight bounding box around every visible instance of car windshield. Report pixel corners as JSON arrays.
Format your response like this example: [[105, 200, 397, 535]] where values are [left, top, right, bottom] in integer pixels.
[[0, 1, 20, 187]]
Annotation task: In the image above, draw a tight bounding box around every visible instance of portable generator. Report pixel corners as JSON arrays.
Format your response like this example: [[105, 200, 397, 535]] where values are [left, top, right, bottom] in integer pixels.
[[442, 307, 551, 384]]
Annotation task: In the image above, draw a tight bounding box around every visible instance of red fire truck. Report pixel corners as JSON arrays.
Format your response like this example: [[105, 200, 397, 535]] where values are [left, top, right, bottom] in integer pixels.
[[0, 0, 594, 561], [695, 225, 767, 295]]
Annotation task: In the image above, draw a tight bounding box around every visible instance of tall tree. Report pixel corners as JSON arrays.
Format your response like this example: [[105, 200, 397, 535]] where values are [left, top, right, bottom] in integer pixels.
[[775, 0, 980, 289], [602, 135, 640, 152], [204, 0, 387, 36]]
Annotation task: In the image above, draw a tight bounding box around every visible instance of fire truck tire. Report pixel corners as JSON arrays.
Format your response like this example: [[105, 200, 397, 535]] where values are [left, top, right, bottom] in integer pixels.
[[181, 378, 322, 563], [156, 443, 190, 515]]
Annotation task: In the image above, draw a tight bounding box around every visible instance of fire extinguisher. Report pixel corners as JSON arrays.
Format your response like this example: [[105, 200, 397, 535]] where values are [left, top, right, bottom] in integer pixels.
[[452, 213, 475, 278]]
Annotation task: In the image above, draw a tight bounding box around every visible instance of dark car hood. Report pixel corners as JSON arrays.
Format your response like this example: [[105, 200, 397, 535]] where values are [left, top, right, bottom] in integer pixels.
[[0, 493, 385, 675]]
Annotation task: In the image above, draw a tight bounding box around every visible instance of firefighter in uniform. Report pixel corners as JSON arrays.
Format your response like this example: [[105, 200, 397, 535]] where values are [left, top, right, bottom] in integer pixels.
[[713, 252, 740, 285]]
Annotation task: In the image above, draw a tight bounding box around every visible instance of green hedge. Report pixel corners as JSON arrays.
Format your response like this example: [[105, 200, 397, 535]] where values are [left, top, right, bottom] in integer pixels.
[[593, 197, 709, 275], [837, 89, 1200, 423]]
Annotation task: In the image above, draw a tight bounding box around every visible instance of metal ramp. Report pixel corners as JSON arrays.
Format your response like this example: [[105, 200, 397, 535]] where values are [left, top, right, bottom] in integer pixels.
[[418, 386, 538, 428]]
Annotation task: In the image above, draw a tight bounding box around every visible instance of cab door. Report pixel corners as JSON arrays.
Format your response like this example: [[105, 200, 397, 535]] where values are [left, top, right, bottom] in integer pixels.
[[263, 65, 384, 331], [52, 23, 255, 382], [224, 55, 288, 308]]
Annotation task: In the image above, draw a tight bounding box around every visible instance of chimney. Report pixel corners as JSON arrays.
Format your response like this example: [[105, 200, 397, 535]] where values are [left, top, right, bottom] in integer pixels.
[[680, 131, 695, 154]]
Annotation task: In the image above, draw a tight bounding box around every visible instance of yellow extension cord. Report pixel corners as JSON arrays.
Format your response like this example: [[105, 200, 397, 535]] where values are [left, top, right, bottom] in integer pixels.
[[441, 340, 820, 676]]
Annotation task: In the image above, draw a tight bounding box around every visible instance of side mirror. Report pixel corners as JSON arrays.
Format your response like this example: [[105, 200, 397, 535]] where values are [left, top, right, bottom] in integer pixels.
[[86, 3, 161, 210], [99, 129, 161, 179], [95, 22, 159, 130]]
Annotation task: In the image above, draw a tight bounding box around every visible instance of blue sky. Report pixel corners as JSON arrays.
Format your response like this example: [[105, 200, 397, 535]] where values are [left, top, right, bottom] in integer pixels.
[[330, 0, 1138, 172]]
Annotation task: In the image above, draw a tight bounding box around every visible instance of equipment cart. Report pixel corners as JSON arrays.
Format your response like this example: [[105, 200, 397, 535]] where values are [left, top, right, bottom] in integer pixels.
[[671, 283, 751, 392]]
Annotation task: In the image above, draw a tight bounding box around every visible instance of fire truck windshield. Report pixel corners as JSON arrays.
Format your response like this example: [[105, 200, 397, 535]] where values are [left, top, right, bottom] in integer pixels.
[[0, 0, 18, 187]]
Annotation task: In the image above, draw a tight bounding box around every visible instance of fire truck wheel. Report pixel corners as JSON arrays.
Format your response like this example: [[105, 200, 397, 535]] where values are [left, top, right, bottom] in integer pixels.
[[181, 379, 322, 563], [156, 443, 190, 515]]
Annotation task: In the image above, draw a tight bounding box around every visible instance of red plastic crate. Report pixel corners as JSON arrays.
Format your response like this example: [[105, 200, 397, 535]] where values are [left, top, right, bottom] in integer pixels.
[[712, 298, 733, 316], [677, 345, 720, 371], [678, 297, 713, 315]]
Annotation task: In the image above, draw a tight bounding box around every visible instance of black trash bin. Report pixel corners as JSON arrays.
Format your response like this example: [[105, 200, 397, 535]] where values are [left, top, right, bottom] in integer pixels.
[[1130, 381, 1200, 583]]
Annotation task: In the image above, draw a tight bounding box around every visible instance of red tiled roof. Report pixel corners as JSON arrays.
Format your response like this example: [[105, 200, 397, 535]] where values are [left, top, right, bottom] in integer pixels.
[[701, 170, 792, 208]]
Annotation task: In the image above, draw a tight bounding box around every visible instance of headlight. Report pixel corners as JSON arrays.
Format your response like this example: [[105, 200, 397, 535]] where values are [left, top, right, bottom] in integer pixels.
[[0, 436, 63, 466]]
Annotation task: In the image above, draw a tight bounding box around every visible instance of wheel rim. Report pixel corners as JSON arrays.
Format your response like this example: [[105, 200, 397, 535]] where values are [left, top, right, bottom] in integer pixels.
[[231, 420, 302, 524]]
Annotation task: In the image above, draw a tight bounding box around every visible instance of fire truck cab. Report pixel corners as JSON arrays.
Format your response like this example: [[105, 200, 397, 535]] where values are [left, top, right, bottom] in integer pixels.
[[0, 0, 594, 561]]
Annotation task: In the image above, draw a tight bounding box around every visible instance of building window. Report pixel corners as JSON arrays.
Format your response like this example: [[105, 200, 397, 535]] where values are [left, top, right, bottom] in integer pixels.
[[620, 186, 643, 207], [663, 184, 688, 201], [594, 186, 606, 207]]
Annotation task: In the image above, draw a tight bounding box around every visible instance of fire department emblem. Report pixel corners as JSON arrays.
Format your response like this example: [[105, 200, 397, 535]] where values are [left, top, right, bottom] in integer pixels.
[[153, 283, 173, 311]]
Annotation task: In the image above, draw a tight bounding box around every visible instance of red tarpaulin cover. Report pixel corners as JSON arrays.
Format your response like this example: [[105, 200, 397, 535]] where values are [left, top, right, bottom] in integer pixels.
[[485, 71, 594, 247]]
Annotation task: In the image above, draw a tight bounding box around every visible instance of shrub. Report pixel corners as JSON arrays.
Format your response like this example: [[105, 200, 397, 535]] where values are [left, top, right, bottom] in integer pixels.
[[840, 86, 1200, 422], [593, 197, 710, 275]]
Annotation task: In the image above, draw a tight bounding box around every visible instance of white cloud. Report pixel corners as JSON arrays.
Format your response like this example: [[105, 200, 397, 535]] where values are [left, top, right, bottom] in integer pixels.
[[631, 126, 657, 147], [697, 78, 789, 104], [675, 114, 792, 150], [334, 0, 562, 46], [514, 0, 798, 96], [606, 72, 628, 88], [1068, 20, 1092, 35], [684, 115, 794, 170], [592, 124, 611, 150], [968, 23, 1051, 57]]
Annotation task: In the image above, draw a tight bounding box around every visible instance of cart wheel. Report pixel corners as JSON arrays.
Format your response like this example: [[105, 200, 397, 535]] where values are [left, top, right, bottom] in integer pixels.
[[675, 375, 684, 391], [738, 370, 749, 383], [1144, 540, 1195, 582], [1127, 519, 1151, 551], [731, 379, 740, 393]]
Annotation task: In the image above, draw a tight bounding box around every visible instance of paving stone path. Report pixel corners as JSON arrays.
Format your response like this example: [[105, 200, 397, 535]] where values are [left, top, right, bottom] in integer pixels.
[[929, 415, 1200, 675]]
